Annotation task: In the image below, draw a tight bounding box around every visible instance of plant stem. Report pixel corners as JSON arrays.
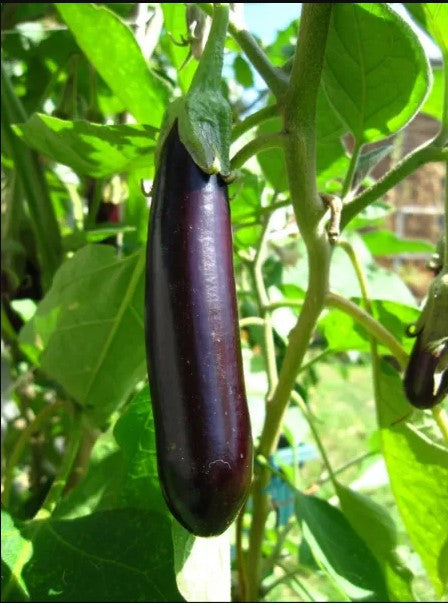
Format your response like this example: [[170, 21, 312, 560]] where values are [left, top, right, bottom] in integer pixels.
[[235, 501, 249, 601], [341, 139, 363, 199], [232, 104, 280, 141], [35, 408, 83, 519], [231, 132, 285, 170], [290, 390, 337, 487], [197, 3, 289, 98], [444, 161, 448, 271], [341, 142, 447, 230], [337, 240, 371, 312], [253, 216, 278, 397], [189, 3, 229, 93], [2, 401, 69, 508], [1, 63, 62, 290], [245, 6, 333, 599], [432, 406, 448, 445], [264, 300, 302, 312], [239, 316, 265, 328], [325, 291, 408, 369]]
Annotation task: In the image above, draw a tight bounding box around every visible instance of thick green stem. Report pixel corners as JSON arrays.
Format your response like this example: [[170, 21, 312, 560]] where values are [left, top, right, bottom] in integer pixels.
[[231, 132, 285, 170], [432, 406, 448, 445], [197, 3, 288, 97], [232, 104, 280, 141], [341, 142, 447, 230], [245, 8, 333, 599]]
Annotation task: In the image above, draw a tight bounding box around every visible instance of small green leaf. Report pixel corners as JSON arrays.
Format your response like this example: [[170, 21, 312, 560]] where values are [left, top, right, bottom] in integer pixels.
[[13, 114, 156, 178], [233, 55, 254, 88], [56, 3, 169, 127], [295, 491, 388, 601], [323, 3, 431, 143]]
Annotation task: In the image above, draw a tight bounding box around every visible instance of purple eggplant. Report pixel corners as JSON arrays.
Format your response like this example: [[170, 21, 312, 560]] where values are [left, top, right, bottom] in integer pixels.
[[404, 336, 447, 409], [145, 123, 253, 537]]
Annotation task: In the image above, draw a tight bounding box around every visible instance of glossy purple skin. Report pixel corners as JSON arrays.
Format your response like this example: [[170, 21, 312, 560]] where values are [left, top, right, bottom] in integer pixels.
[[404, 337, 447, 409], [145, 125, 253, 536]]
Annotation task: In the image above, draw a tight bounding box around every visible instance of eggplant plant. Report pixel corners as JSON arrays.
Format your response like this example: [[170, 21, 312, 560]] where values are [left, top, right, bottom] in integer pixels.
[[1, 3, 447, 602]]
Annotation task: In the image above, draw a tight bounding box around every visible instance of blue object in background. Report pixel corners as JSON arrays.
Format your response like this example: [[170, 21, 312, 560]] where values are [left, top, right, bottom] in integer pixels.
[[231, 442, 318, 561]]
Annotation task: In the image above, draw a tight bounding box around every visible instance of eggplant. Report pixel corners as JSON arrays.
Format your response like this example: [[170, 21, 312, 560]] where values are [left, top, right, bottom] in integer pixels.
[[404, 337, 448, 409], [145, 123, 253, 537]]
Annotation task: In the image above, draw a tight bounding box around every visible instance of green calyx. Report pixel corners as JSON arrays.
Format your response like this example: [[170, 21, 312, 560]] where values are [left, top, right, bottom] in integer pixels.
[[155, 3, 232, 178]]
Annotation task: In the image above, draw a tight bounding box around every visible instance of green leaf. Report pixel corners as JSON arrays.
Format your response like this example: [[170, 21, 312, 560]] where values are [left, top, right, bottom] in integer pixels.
[[257, 89, 348, 193], [374, 359, 448, 596], [295, 491, 388, 601], [336, 484, 414, 601], [405, 4, 448, 52], [233, 55, 254, 88], [160, 4, 197, 94], [323, 4, 431, 143], [353, 143, 394, 189], [362, 230, 434, 256], [13, 114, 157, 178], [420, 66, 444, 121], [19, 245, 147, 426], [172, 522, 231, 602], [422, 4, 448, 53], [56, 3, 169, 127], [3, 509, 182, 602], [1, 510, 31, 602], [229, 169, 263, 249]]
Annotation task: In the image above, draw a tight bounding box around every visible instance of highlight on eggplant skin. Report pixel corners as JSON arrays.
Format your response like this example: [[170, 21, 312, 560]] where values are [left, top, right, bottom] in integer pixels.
[[145, 123, 253, 537], [403, 337, 448, 409]]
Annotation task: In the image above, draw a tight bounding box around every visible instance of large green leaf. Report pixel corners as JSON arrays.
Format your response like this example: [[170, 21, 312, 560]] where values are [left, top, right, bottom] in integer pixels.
[[1, 508, 182, 602], [13, 114, 157, 178], [19, 245, 147, 426], [56, 3, 169, 127], [337, 484, 414, 601], [374, 359, 448, 596], [295, 492, 388, 601], [323, 4, 431, 143], [422, 4, 448, 53]]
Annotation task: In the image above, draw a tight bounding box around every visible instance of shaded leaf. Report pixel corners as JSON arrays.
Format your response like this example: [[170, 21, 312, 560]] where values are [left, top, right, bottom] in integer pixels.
[[295, 491, 388, 601], [2, 509, 182, 602], [337, 484, 414, 601]]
